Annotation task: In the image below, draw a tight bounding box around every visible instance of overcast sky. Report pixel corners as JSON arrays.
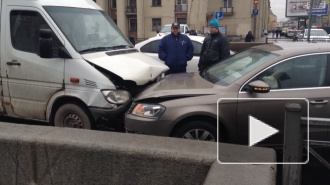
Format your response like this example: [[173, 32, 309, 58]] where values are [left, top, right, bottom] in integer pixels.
[[270, 0, 288, 22]]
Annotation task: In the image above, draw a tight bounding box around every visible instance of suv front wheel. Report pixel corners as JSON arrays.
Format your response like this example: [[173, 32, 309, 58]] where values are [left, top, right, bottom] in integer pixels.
[[174, 120, 218, 142]]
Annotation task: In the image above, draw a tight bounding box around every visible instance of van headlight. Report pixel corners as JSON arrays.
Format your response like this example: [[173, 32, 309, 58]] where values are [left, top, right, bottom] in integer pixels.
[[131, 103, 165, 119], [101, 90, 131, 104]]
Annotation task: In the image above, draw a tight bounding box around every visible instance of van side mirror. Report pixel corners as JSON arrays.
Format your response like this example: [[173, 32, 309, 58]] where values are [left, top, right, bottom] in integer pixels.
[[39, 29, 53, 58], [248, 80, 270, 93], [58, 47, 72, 59], [156, 30, 160, 33]]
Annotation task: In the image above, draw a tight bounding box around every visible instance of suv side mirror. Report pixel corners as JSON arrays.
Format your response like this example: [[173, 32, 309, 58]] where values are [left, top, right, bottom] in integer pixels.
[[156, 30, 160, 33], [39, 29, 53, 58], [248, 80, 270, 93]]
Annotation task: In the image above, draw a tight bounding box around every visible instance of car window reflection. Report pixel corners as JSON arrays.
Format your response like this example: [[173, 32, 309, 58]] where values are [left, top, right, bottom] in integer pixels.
[[255, 54, 328, 89]]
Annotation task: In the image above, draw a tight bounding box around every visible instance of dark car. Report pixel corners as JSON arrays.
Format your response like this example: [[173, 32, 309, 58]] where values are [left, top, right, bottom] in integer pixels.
[[125, 42, 330, 147]]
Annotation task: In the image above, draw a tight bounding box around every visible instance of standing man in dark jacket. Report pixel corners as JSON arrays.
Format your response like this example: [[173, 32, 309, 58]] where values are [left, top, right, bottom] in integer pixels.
[[158, 22, 194, 75], [198, 19, 230, 72], [245, 31, 254, 42]]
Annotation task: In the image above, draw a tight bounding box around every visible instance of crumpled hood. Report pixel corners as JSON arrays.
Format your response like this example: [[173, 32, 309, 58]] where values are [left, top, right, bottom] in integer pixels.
[[82, 50, 169, 85], [134, 73, 223, 101]]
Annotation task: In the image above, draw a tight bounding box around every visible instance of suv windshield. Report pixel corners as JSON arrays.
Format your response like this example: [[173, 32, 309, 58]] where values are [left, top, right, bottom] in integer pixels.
[[44, 7, 133, 53], [203, 49, 279, 86]]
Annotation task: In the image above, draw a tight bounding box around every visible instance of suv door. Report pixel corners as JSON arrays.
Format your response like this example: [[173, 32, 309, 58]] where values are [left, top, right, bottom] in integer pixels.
[[140, 40, 160, 61], [237, 53, 330, 147], [2, 7, 65, 120]]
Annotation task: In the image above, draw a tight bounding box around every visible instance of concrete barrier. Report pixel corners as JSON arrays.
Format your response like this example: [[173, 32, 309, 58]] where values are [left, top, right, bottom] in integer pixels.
[[0, 122, 277, 184]]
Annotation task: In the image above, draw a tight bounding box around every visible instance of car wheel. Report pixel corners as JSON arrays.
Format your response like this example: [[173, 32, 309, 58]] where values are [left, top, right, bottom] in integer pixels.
[[174, 121, 218, 142], [54, 103, 93, 129]]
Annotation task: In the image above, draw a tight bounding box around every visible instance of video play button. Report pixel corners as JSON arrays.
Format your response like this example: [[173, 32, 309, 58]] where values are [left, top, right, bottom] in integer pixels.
[[249, 116, 279, 146]]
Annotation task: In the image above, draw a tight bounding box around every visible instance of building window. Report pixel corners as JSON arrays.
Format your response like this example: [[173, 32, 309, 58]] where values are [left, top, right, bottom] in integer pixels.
[[176, 0, 187, 11], [222, 0, 233, 13], [177, 0, 187, 4], [130, 19, 137, 31], [224, 0, 232, 7], [152, 18, 161, 31], [129, 0, 136, 8], [177, 18, 186, 24], [152, 0, 161, 6], [112, 0, 117, 8], [127, 0, 136, 12]]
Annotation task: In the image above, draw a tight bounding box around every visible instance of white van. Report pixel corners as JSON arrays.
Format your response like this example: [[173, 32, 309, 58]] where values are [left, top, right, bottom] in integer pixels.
[[0, 0, 168, 129]]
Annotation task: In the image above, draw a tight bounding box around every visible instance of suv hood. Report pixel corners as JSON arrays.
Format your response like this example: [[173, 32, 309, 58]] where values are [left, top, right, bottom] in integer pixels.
[[82, 49, 169, 85], [134, 73, 223, 101]]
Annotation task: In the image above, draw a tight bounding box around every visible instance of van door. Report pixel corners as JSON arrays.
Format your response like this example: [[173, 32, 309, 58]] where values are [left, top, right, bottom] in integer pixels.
[[2, 7, 64, 120]]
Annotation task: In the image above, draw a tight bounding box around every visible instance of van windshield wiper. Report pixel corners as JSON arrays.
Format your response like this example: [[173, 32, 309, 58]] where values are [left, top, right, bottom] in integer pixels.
[[79, 45, 134, 54], [108, 45, 134, 50], [79, 47, 112, 53]]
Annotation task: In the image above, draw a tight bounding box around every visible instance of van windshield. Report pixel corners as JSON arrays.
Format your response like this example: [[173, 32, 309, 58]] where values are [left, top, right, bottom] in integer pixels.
[[44, 7, 133, 53]]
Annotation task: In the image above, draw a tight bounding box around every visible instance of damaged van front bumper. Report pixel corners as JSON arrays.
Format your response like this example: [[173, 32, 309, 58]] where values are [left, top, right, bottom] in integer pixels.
[[89, 99, 132, 128]]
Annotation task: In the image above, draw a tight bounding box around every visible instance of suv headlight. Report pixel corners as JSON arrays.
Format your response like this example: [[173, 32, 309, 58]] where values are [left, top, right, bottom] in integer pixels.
[[131, 103, 165, 119], [101, 90, 131, 104]]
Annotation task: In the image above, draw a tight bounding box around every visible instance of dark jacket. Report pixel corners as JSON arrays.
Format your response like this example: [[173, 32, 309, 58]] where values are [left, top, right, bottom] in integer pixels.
[[245, 34, 254, 42], [158, 32, 194, 69], [198, 31, 230, 71]]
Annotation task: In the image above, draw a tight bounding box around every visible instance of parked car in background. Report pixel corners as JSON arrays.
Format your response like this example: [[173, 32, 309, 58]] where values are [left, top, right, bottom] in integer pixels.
[[286, 29, 295, 37], [196, 30, 204, 36], [126, 42, 330, 147], [156, 24, 190, 36], [321, 26, 330, 34], [281, 27, 287, 36], [135, 36, 234, 72], [189, 29, 204, 37], [300, 29, 330, 42]]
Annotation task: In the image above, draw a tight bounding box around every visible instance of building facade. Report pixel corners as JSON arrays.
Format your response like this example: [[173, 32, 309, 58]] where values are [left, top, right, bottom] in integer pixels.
[[268, 10, 277, 31], [96, 0, 270, 41]]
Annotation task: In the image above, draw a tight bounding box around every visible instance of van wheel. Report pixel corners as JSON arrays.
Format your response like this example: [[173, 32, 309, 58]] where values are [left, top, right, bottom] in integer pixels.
[[54, 103, 93, 129], [174, 121, 218, 142]]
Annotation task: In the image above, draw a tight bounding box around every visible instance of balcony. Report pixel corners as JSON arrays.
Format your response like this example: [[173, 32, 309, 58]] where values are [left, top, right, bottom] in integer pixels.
[[175, 4, 187, 12], [220, 7, 234, 15], [126, 6, 137, 14]]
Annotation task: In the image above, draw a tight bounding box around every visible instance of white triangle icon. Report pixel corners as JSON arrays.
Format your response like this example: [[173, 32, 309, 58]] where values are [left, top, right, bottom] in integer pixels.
[[249, 116, 279, 147]]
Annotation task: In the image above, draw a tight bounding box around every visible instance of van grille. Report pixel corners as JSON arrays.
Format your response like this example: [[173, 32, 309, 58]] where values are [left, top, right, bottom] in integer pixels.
[[106, 49, 138, 56], [84, 79, 97, 87]]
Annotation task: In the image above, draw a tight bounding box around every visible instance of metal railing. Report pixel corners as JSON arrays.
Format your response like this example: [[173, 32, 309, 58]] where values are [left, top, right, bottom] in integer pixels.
[[283, 104, 330, 185], [266, 37, 330, 44], [126, 6, 137, 13], [175, 4, 187, 12]]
